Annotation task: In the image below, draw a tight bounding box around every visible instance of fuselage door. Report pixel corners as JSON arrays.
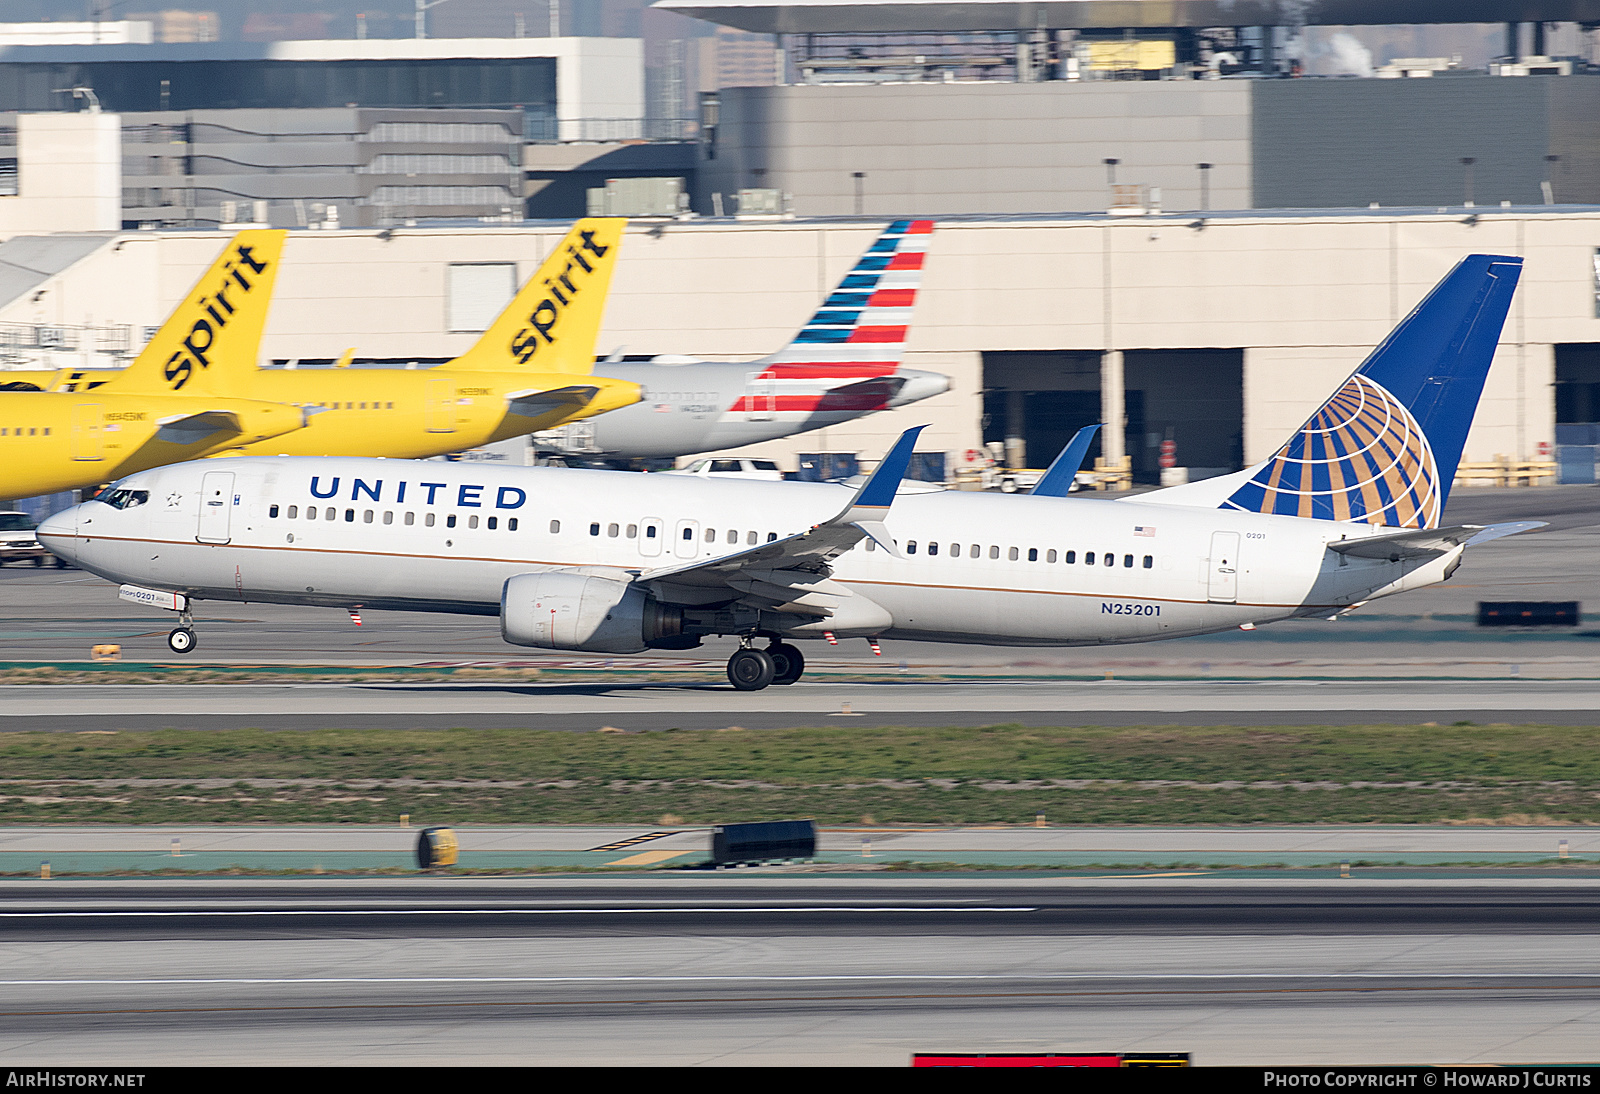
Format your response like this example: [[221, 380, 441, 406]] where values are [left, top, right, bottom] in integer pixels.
[[71, 403, 101, 461], [197, 471, 235, 545], [426, 378, 455, 434], [747, 373, 775, 421], [1208, 531, 1240, 603], [638, 517, 663, 557], [673, 519, 700, 559]]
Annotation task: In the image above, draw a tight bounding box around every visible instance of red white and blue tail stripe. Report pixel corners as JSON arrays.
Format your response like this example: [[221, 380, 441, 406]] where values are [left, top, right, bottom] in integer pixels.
[[764, 219, 934, 373]]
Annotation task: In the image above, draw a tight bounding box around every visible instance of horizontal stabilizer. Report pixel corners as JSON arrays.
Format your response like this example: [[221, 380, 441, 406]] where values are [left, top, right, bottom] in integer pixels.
[[154, 409, 245, 442], [1328, 520, 1545, 561], [507, 384, 601, 419], [1032, 423, 1101, 498]]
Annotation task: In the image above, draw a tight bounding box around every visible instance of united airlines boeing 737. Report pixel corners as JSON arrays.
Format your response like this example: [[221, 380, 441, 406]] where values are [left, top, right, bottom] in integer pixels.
[[43, 255, 1537, 685]]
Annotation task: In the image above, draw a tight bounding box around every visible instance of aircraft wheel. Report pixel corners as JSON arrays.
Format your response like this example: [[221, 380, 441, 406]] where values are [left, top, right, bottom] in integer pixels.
[[768, 643, 805, 685], [727, 648, 775, 691], [167, 628, 197, 655], [31, 557, 42, 567], [999, 477, 1018, 493]]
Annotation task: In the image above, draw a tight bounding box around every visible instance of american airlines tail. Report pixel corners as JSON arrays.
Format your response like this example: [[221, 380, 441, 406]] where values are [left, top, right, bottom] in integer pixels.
[[450, 217, 625, 376], [104, 229, 287, 397], [1148, 254, 1523, 530], [759, 218, 934, 375]]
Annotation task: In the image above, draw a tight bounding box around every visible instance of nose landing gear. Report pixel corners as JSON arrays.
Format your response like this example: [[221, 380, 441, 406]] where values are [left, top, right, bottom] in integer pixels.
[[727, 638, 806, 691], [166, 609, 197, 654]]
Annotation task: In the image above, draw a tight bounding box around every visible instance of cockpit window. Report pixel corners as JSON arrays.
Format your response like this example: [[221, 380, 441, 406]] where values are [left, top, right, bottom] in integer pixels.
[[99, 489, 149, 510]]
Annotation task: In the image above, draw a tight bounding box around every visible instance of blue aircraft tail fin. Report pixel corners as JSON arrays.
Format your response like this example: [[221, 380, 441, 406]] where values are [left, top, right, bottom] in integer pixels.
[[1221, 254, 1522, 529]]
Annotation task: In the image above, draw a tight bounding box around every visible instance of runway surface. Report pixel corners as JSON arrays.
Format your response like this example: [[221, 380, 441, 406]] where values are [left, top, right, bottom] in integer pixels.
[[2, 678, 1600, 732], [1, 878, 1596, 1065], [3, 824, 1594, 871]]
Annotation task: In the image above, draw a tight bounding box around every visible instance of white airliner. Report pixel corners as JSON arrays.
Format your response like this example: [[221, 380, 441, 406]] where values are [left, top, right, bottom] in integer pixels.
[[43, 254, 1538, 689], [533, 219, 951, 461]]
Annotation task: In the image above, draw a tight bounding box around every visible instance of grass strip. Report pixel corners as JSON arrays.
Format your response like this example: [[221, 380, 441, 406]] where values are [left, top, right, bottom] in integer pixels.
[[2, 722, 1600, 825]]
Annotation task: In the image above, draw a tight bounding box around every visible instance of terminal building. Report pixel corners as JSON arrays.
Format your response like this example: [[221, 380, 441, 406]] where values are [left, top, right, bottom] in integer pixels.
[[0, 209, 1588, 486], [0, 4, 1598, 487]]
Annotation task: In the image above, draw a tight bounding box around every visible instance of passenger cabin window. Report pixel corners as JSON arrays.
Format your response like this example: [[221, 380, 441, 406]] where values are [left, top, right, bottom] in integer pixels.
[[269, 505, 280, 518], [508, 518, 519, 531], [682, 528, 693, 541], [1086, 551, 1095, 566], [627, 524, 638, 538], [1008, 547, 1019, 561], [927, 542, 939, 556], [307, 507, 318, 521], [324, 508, 335, 521], [1124, 554, 1134, 568], [468, 515, 478, 529], [988, 546, 999, 560], [1047, 550, 1057, 563], [425, 513, 436, 528], [1064, 550, 1075, 564], [747, 532, 757, 545], [288, 506, 298, 519], [363, 510, 374, 523], [705, 528, 716, 543], [550, 520, 561, 534], [383, 512, 393, 525], [1028, 548, 1038, 562], [591, 523, 601, 536], [1143, 555, 1153, 569], [1103, 553, 1114, 567], [865, 540, 876, 552], [767, 533, 778, 543], [446, 515, 457, 529], [726, 530, 738, 544], [907, 541, 917, 554], [404, 512, 414, 526], [608, 523, 619, 538]]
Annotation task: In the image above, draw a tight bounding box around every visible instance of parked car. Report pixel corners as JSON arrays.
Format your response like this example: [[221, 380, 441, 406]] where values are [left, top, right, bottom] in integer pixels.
[[664, 458, 786, 481], [0, 511, 63, 567]]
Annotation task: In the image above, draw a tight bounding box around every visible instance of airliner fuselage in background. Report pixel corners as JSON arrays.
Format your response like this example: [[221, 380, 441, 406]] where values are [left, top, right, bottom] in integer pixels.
[[534, 219, 950, 460], [42, 254, 1537, 687]]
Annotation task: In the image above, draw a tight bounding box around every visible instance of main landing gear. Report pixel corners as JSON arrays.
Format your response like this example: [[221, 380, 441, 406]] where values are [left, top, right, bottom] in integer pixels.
[[726, 638, 805, 691], [167, 610, 197, 654]]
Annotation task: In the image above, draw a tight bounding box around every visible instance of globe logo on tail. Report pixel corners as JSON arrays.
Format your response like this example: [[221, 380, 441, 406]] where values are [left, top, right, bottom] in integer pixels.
[[1223, 373, 1441, 529]]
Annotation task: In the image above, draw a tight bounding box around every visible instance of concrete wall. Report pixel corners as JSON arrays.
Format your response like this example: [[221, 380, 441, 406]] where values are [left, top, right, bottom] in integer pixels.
[[0, 113, 120, 233], [699, 81, 1252, 217], [0, 209, 1590, 472]]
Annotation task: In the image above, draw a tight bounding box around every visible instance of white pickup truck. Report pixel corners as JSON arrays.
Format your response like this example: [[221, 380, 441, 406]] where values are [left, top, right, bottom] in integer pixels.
[[0, 511, 61, 567]]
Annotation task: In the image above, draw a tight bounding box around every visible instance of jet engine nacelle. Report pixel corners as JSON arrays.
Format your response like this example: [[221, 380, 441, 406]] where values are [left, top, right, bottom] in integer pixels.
[[500, 571, 684, 653]]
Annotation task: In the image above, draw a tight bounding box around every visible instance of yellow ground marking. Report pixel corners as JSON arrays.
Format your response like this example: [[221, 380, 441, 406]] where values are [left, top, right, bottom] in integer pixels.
[[605, 849, 694, 867]]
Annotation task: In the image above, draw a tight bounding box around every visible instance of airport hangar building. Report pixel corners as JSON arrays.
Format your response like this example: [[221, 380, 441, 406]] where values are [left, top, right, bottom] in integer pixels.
[[0, 207, 1591, 485]]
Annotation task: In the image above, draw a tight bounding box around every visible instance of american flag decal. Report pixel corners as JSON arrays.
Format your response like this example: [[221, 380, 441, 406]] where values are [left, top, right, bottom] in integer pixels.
[[1134, 526, 1156, 537]]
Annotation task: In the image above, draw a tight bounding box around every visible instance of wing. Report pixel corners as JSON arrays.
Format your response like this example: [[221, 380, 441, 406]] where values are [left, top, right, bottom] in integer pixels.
[[1327, 520, 1545, 561], [638, 426, 925, 614]]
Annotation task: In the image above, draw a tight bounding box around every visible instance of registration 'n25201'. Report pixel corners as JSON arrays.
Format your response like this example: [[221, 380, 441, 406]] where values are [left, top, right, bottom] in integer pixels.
[[1101, 602, 1160, 616]]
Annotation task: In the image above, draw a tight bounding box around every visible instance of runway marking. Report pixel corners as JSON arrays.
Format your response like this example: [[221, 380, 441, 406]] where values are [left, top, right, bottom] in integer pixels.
[[3, 982, 1600, 1020], [0, 906, 1036, 918], [603, 850, 694, 866], [588, 831, 679, 853], [3, 973, 1599, 987]]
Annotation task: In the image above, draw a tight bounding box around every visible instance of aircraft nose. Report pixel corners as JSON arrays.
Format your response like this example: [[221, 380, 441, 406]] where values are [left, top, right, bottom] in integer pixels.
[[890, 369, 951, 407], [36, 508, 76, 564]]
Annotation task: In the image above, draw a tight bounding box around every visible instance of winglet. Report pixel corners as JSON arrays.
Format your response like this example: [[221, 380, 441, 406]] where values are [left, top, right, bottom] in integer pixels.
[[832, 426, 924, 554], [1464, 520, 1546, 547], [1032, 424, 1101, 497]]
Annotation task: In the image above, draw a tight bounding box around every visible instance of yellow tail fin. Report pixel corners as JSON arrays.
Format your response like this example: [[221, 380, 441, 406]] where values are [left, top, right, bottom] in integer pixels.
[[104, 229, 286, 396], [448, 217, 623, 375]]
